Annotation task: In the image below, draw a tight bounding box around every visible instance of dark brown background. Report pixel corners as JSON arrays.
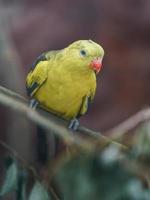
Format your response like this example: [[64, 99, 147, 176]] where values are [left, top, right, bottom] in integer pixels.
[[0, 0, 150, 151]]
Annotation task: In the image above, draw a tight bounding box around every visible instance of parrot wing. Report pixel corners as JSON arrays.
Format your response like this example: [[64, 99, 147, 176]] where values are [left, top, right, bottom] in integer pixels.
[[26, 50, 59, 97], [78, 91, 95, 117]]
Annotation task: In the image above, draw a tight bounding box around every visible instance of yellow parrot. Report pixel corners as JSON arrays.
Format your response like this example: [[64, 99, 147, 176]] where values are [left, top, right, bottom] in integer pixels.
[[26, 40, 104, 130]]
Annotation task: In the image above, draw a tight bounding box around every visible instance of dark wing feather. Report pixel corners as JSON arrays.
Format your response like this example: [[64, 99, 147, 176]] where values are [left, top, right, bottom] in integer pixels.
[[77, 95, 93, 118], [26, 50, 59, 97]]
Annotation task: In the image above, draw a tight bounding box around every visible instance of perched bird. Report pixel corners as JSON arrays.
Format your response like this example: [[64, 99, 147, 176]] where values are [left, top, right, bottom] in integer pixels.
[[26, 40, 104, 130]]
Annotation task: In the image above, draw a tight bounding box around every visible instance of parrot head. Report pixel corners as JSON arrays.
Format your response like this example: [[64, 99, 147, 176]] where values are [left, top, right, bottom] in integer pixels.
[[64, 40, 104, 74]]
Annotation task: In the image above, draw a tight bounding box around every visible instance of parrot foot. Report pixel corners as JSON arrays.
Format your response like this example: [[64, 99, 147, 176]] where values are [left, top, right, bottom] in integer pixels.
[[68, 118, 79, 131], [29, 99, 39, 110]]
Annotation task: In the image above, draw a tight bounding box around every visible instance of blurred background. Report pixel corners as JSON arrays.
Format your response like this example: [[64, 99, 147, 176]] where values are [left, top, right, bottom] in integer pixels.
[[0, 0, 150, 160]]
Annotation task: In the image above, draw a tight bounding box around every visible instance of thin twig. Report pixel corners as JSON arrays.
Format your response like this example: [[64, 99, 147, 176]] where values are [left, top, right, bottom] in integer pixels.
[[0, 139, 38, 179], [0, 140, 23, 162], [48, 186, 61, 200], [0, 138, 60, 199], [106, 108, 150, 139], [0, 85, 27, 102]]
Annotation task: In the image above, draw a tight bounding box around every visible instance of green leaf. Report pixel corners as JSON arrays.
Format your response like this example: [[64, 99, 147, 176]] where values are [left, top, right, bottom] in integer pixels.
[[0, 159, 18, 196], [56, 152, 150, 200], [132, 122, 150, 161], [16, 169, 27, 200], [29, 181, 50, 200]]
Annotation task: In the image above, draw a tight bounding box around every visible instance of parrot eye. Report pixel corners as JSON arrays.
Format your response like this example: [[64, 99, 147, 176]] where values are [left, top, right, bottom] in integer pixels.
[[80, 50, 87, 57]]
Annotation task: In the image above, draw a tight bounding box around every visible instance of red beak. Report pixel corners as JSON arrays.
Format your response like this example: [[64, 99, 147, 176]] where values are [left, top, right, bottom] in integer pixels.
[[90, 58, 102, 74]]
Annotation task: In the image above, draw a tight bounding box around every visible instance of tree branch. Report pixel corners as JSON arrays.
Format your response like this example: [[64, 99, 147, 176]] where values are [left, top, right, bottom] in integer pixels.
[[0, 85, 27, 102], [106, 108, 150, 139], [0, 85, 127, 151]]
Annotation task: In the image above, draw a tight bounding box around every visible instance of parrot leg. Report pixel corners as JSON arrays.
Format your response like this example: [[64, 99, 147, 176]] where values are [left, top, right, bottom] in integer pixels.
[[68, 118, 80, 131], [29, 99, 39, 109]]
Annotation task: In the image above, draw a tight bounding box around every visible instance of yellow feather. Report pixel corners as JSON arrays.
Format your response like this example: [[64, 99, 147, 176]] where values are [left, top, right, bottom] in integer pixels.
[[26, 40, 104, 119]]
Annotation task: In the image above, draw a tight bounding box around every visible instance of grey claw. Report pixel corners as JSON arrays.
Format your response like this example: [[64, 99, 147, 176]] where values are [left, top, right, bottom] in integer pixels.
[[29, 99, 39, 109], [68, 118, 79, 131]]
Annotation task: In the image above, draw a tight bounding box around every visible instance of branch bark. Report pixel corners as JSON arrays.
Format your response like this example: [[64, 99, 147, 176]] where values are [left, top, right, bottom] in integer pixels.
[[106, 108, 150, 139], [0, 85, 127, 151]]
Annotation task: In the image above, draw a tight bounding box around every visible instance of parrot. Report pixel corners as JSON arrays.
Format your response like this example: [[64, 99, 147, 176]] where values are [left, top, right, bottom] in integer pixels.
[[26, 40, 104, 130]]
